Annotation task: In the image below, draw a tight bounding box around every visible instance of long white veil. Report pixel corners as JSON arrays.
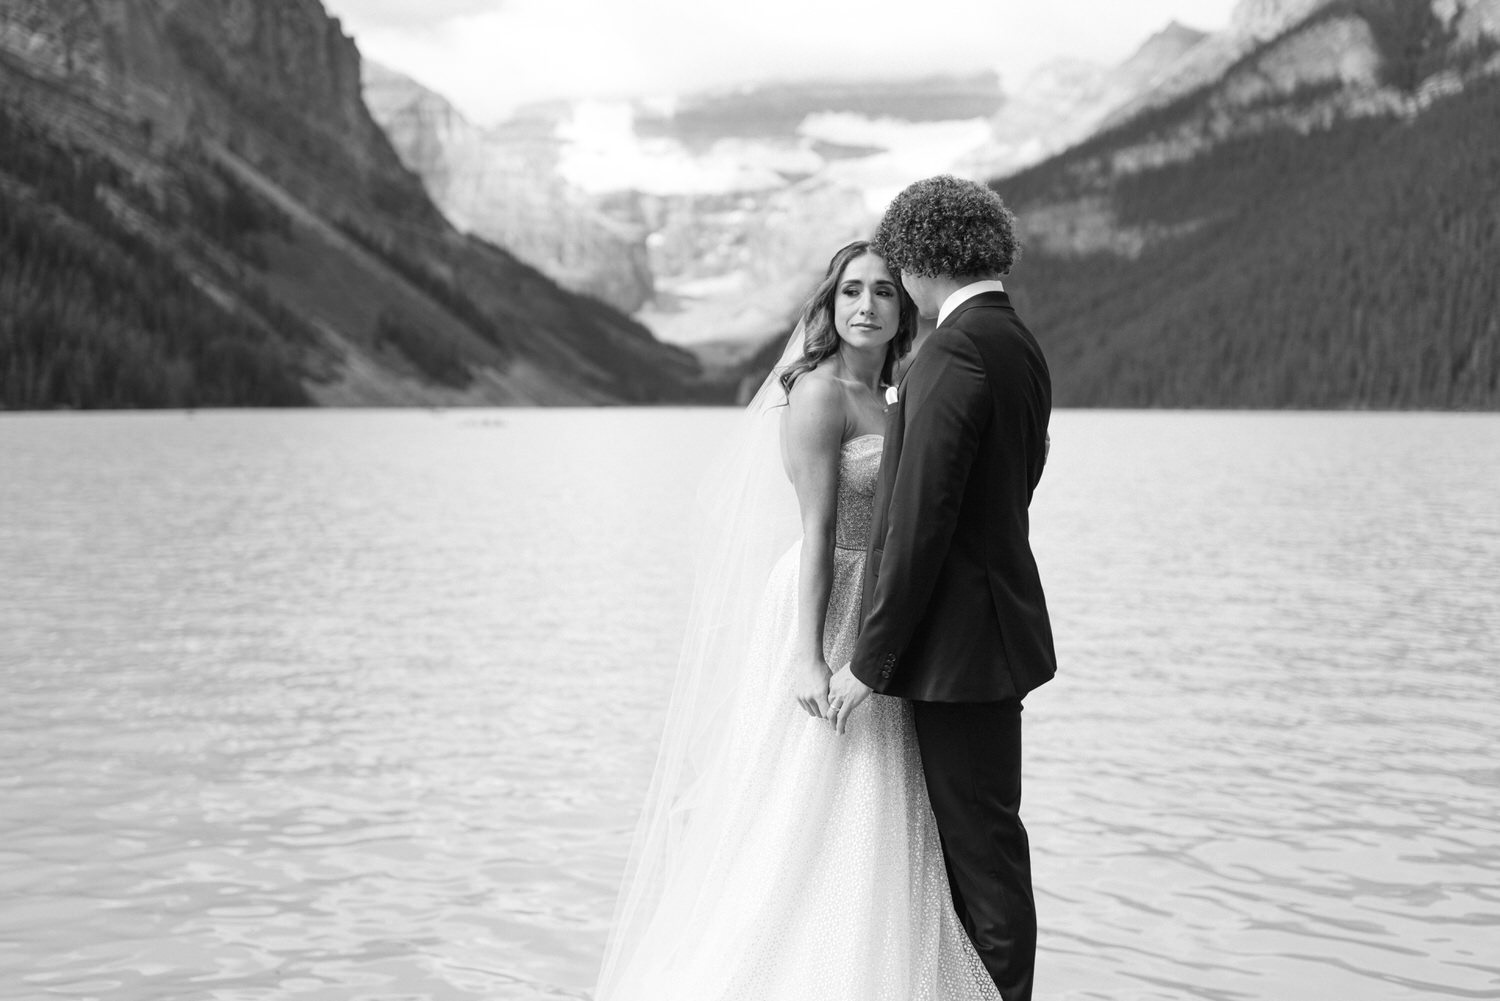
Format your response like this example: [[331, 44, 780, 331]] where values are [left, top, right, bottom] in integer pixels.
[[593, 324, 808, 999]]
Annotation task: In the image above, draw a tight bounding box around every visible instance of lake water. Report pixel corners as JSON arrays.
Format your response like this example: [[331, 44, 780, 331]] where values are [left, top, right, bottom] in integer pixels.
[[1, 409, 1497, 1001]]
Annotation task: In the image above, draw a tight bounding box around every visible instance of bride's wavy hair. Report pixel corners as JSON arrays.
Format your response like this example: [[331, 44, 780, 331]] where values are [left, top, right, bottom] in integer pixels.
[[779, 240, 918, 396]]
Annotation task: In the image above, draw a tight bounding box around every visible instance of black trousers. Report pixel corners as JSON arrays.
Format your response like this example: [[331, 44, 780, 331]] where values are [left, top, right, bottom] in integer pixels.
[[911, 698, 1035, 1001]]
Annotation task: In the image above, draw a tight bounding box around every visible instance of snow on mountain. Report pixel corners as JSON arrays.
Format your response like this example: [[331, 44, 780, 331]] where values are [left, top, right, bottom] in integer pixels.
[[799, 114, 995, 210], [555, 100, 816, 195], [389, 74, 1010, 351]]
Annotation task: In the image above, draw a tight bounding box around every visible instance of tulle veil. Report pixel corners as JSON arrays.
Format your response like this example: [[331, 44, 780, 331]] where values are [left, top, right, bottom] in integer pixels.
[[592, 323, 810, 998]]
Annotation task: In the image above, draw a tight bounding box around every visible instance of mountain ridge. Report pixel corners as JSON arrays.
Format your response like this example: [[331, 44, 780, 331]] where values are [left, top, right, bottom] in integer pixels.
[[959, 21, 1209, 179], [992, 0, 1500, 408], [0, 0, 709, 408], [363, 61, 656, 314]]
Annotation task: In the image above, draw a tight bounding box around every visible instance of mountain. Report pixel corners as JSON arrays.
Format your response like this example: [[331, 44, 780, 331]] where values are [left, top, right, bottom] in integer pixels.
[[1092, 0, 1351, 132], [362, 62, 655, 314], [0, 0, 706, 408], [960, 22, 1209, 179], [620, 77, 1007, 354], [995, 0, 1500, 408], [356, 71, 1007, 368]]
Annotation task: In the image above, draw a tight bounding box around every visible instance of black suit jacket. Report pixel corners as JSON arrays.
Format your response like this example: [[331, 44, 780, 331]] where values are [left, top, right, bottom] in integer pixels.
[[850, 290, 1056, 702]]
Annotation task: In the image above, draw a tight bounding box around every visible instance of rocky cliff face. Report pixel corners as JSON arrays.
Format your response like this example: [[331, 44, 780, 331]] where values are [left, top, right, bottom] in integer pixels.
[[1230, 0, 1337, 39], [0, 0, 705, 406], [169, 0, 383, 148], [1453, 0, 1500, 40], [1218, 15, 1382, 107], [363, 62, 655, 313]]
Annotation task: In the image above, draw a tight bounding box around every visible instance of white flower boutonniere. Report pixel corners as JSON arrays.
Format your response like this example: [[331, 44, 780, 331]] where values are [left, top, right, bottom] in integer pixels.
[[884, 385, 900, 407]]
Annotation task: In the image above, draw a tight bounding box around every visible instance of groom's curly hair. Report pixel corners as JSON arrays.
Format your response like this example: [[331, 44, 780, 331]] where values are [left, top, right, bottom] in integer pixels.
[[873, 174, 1022, 279]]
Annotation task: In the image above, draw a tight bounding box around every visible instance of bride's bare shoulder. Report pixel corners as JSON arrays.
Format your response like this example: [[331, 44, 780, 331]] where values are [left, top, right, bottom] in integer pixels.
[[784, 365, 848, 436], [788, 362, 848, 403]]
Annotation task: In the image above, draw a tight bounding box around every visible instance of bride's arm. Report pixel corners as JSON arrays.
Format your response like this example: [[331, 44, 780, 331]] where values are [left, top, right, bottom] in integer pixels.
[[782, 374, 846, 720]]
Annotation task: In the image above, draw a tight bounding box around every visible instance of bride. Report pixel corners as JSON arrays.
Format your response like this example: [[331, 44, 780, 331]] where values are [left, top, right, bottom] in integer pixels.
[[593, 241, 1001, 1001]]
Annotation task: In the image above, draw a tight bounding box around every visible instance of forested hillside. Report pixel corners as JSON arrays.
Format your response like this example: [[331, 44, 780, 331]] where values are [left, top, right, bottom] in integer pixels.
[[982, 0, 1500, 409], [0, 0, 710, 409], [1002, 73, 1500, 408], [0, 102, 317, 407]]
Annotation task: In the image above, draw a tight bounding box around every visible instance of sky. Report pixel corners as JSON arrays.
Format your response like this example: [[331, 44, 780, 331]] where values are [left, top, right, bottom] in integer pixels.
[[323, 0, 1242, 125]]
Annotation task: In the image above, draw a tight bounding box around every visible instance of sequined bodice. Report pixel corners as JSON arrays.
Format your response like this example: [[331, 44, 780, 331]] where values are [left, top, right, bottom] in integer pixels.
[[835, 434, 883, 550]]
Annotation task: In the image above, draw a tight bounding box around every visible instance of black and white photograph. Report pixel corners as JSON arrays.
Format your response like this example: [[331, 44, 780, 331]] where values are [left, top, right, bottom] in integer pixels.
[[2, 0, 1497, 999]]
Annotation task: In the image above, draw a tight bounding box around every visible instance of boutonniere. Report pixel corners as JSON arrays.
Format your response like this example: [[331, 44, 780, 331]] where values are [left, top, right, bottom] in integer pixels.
[[884, 385, 899, 407]]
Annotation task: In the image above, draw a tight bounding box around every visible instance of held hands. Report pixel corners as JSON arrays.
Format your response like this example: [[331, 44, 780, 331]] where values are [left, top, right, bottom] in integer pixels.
[[793, 656, 833, 720], [826, 665, 873, 734]]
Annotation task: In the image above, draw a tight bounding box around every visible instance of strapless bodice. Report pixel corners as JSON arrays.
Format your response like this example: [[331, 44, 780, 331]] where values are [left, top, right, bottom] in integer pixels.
[[835, 434, 883, 550]]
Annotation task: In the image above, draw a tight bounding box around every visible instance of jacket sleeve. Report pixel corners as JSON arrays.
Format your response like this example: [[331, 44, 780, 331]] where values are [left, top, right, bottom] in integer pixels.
[[849, 330, 990, 691]]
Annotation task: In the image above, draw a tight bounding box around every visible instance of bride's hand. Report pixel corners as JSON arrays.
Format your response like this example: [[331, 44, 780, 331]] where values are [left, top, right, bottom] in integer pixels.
[[826, 665, 873, 734], [793, 657, 832, 719]]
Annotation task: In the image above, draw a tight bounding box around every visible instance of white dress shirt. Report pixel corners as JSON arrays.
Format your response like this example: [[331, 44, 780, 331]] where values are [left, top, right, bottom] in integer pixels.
[[936, 279, 1007, 328]]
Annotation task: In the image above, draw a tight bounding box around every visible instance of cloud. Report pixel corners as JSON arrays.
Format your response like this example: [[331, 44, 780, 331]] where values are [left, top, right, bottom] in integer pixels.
[[324, 0, 1241, 125], [328, 0, 501, 31]]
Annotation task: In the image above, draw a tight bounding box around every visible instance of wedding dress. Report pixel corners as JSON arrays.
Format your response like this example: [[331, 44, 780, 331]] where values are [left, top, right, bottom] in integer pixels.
[[595, 431, 1000, 1001]]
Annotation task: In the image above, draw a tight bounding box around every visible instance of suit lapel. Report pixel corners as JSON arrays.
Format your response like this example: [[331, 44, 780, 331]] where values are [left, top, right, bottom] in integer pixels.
[[863, 294, 1007, 617], [860, 387, 904, 618]]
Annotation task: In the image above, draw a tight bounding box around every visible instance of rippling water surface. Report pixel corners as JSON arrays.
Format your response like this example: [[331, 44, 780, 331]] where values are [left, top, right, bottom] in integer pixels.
[[1, 409, 1497, 1001]]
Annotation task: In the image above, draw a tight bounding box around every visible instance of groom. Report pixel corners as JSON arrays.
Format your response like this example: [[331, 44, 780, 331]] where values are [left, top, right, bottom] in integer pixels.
[[828, 175, 1056, 1001]]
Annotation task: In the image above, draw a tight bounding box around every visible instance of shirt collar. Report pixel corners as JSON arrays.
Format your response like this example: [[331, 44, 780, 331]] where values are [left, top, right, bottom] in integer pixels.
[[936, 279, 1006, 328]]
